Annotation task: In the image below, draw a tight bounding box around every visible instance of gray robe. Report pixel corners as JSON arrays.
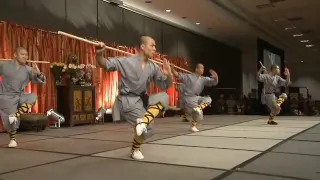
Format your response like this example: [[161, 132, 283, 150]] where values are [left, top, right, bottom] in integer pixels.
[[257, 72, 290, 115], [97, 54, 171, 139], [0, 60, 46, 132], [178, 72, 218, 121], [175, 84, 185, 109]]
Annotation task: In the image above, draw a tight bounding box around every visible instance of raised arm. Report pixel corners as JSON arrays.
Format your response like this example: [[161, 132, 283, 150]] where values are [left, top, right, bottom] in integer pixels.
[[204, 69, 219, 87], [257, 66, 268, 83], [203, 77, 218, 87], [153, 64, 173, 90], [28, 63, 46, 84], [177, 72, 189, 83], [278, 77, 290, 87], [171, 66, 179, 78], [278, 68, 291, 87], [95, 42, 124, 72]]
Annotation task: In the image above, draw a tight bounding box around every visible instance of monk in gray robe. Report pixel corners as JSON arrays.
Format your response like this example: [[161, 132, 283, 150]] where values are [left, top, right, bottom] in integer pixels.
[[175, 83, 189, 122], [257, 64, 291, 125], [172, 63, 218, 132], [96, 36, 173, 160], [0, 47, 46, 148]]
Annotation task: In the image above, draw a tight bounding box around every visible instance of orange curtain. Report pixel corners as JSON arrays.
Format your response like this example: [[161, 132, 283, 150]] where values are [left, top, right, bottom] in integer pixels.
[[0, 21, 188, 131]]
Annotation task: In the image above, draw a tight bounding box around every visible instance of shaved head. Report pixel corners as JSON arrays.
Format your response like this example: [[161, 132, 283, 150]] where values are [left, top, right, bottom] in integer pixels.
[[140, 36, 154, 47], [139, 36, 156, 58], [15, 47, 27, 54], [195, 63, 203, 69], [270, 64, 278, 71], [270, 64, 280, 75], [195, 63, 204, 75], [14, 46, 28, 65]]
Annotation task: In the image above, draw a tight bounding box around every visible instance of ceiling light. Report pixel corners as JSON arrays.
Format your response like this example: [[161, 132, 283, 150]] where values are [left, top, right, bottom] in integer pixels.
[[165, 10, 171, 12], [293, 34, 303, 37], [301, 61, 304, 63], [196, 23, 200, 25], [300, 40, 309, 43], [273, 18, 286, 22], [306, 44, 314, 48], [285, 26, 296, 30]]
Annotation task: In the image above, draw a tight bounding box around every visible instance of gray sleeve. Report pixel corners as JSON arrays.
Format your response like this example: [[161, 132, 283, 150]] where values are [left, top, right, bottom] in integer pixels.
[[278, 76, 291, 87], [0, 62, 3, 76], [177, 72, 188, 83], [257, 72, 268, 83], [27, 66, 46, 84], [103, 57, 124, 72], [176, 84, 183, 93], [0, 61, 9, 76], [153, 64, 172, 90], [96, 51, 124, 72], [203, 76, 218, 87]]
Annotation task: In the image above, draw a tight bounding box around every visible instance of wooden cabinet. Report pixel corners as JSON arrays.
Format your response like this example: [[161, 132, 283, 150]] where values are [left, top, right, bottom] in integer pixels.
[[57, 86, 96, 126]]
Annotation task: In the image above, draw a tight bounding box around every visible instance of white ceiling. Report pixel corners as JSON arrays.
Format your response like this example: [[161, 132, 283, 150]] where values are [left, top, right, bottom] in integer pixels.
[[224, 0, 320, 56], [119, 0, 319, 62]]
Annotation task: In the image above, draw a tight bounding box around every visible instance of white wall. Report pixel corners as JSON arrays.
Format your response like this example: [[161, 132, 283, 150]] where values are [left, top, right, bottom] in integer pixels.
[[289, 61, 320, 100]]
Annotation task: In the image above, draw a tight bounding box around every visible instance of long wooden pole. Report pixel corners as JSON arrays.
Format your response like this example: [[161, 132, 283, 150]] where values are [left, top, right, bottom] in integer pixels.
[[0, 59, 50, 64], [57, 31, 192, 73]]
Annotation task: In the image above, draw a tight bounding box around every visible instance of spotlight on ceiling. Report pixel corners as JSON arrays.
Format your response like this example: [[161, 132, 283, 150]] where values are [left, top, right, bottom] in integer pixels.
[[306, 44, 314, 48], [165, 9, 171, 12], [301, 60, 304, 63], [293, 34, 303, 37], [285, 26, 296, 31], [196, 23, 200, 25], [300, 40, 309, 43]]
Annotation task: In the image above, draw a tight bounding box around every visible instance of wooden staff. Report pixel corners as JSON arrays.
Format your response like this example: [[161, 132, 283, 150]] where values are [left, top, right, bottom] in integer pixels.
[[0, 59, 50, 64], [57, 31, 192, 73], [259, 61, 264, 67], [259, 61, 268, 73]]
